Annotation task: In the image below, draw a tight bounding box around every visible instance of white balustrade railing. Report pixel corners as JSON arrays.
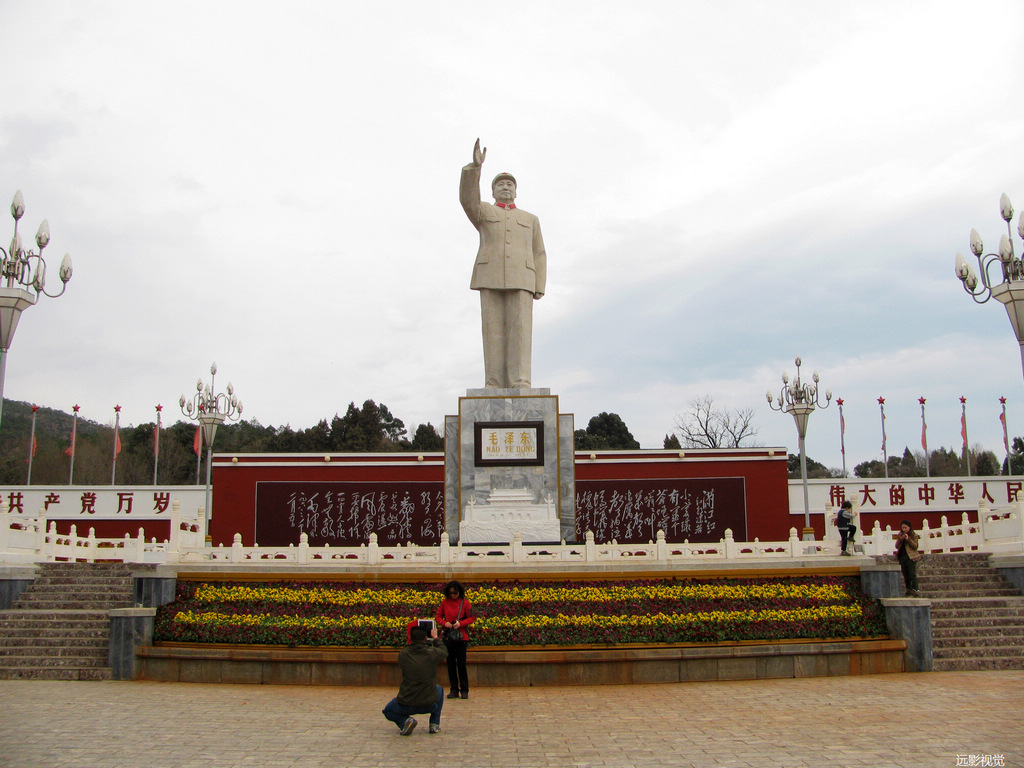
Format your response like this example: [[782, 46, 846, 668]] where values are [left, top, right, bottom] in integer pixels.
[[0, 500, 205, 564], [2, 500, 1022, 566], [846, 500, 1024, 557]]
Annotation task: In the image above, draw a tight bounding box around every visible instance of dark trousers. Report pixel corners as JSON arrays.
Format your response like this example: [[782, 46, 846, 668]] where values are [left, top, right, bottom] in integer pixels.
[[445, 639, 469, 694], [839, 526, 857, 552], [382, 685, 444, 728], [899, 556, 919, 593]]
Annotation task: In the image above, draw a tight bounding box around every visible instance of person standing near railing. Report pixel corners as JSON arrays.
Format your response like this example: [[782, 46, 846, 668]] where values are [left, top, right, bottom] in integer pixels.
[[895, 521, 921, 597], [834, 500, 857, 556], [436, 580, 475, 700]]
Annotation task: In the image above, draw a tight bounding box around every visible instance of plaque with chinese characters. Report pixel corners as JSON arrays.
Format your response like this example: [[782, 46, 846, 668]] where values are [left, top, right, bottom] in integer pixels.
[[474, 420, 545, 467]]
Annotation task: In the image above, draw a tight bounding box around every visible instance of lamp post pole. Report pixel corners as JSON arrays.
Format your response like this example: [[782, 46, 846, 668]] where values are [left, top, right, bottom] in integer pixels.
[[0, 191, 73, 428], [954, 193, 1024, 381], [180, 363, 243, 529], [767, 356, 831, 541]]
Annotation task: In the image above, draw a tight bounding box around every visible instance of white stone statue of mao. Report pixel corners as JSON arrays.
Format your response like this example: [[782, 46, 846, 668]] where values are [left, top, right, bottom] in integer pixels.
[[460, 138, 547, 389]]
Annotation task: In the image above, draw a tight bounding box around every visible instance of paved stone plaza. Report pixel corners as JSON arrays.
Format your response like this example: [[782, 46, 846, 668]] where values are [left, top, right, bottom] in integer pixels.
[[0, 672, 1021, 768], [0, 671, 1015, 768]]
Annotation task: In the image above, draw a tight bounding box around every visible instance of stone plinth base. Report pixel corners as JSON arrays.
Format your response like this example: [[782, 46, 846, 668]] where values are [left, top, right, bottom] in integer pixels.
[[446, 387, 574, 544]]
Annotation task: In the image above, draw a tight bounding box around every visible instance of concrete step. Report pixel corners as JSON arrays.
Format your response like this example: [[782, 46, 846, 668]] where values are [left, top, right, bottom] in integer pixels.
[[11, 599, 133, 611], [0, 609, 109, 621], [0, 667, 112, 681], [0, 645, 108, 660], [0, 653, 109, 668], [932, 645, 1024, 660], [931, 632, 1024, 648], [931, 617, 1024, 632], [923, 587, 1022, 598], [933, 656, 1024, 671], [0, 634, 109, 648], [31, 577, 133, 588]]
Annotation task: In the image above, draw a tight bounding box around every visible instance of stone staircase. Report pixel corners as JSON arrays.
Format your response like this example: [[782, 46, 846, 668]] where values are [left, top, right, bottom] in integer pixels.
[[0, 562, 149, 680], [916, 553, 1024, 671]]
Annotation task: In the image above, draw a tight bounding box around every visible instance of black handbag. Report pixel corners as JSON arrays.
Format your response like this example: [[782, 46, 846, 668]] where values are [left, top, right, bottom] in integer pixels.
[[445, 600, 465, 642]]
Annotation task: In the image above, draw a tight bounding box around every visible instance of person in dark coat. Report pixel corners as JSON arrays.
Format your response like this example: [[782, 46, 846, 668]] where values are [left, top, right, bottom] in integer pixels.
[[382, 625, 447, 735]]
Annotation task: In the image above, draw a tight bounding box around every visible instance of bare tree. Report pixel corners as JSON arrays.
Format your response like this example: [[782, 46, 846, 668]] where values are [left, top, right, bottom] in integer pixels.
[[672, 395, 761, 449]]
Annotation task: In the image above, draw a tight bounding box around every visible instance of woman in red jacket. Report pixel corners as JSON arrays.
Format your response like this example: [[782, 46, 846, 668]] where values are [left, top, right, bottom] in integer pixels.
[[435, 580, 475, 699]]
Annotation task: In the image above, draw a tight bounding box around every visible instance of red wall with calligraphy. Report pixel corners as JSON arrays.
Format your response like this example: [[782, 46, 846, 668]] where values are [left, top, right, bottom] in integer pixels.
[[211, 449, 791, 546]]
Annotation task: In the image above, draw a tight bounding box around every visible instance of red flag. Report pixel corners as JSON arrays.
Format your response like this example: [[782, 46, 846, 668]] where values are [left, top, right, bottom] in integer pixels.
[[114, 429, 122, 458], [1000, 405, 1009, 453], [65, 405, 79, 458], [961, 413, 968, 450], [193, 425, 202, 456], [31, 435, 37, 457]]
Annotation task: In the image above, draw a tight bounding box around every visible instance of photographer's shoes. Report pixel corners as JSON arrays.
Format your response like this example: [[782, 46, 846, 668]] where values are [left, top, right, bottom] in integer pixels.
[[429, 723, 440, 734], [460, 692, 469, 699], [447, 691, 459, 699], [400, 717, 417, 736]]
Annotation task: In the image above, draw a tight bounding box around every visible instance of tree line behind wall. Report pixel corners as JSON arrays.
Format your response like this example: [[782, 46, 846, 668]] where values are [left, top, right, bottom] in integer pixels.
[[0, 399, 444, 486]]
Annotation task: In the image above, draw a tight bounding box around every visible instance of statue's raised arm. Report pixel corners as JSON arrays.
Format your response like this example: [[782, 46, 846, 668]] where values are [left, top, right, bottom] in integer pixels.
[[472, 138, 487, 167]]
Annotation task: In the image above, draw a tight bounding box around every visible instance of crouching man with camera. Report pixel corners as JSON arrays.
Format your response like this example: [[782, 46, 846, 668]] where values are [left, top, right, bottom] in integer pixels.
[[382, 623, 448, 735]]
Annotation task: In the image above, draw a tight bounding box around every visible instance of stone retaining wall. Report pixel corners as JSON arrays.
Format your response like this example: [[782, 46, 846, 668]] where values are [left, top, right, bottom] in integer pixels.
[[136, 638, 906, 686]]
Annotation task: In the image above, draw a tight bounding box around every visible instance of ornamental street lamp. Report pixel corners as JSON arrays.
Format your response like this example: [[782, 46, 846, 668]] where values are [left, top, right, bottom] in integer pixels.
[[0, 190, 73, 427], [954, 193, 1024, 381], [180, 363, 242, 527], [767, 356, 831, 540]]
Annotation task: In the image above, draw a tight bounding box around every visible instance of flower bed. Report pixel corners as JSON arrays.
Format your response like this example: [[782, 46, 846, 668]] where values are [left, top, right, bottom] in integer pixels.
[[154, 576, 887, 648]]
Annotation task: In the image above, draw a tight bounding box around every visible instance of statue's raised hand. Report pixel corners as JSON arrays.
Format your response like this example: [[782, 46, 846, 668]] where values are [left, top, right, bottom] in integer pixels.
[[472, 138, 487, 167]]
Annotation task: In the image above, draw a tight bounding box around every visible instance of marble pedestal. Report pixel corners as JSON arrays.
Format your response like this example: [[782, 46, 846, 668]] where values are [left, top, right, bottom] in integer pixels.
[[445, 388, 574, 544]]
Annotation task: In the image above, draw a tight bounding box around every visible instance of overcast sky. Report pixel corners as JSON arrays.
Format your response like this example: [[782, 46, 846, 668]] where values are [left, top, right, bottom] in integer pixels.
[[2, 1, 1024, 472]]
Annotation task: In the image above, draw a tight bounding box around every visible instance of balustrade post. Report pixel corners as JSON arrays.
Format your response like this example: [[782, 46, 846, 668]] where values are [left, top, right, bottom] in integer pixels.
[[230, 533, 243, 563], [0, 510, 9, 557], [67, 524, 78, 562], [723, 528, 737, 560], [788, 527, 801, 557], [196, 507, 207, 546], [168, 500, 181, 557], [85, 528, 97, 563], [439, 532, 450, 564], [298, 532, 310, 564], [367, 533, 379, 565], [512, 531, 524, 563], [585, 530, 596, 561], [868, 520, 885, 557], [39, 518, 52, 559], [133, 528, 145, 563], [920, 519, 931, 554], [656, 529, 667, 561]]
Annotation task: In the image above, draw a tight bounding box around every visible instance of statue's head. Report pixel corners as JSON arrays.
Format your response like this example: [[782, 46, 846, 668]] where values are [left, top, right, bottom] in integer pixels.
[[491, 172, 517, 203]]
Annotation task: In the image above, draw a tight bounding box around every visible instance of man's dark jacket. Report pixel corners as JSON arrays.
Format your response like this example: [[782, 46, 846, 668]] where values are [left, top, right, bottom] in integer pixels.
[[397, 639, 448, 708]]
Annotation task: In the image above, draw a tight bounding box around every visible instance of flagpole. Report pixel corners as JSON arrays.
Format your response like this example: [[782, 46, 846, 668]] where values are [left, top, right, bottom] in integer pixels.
[[878, 397, 888, 478], [960, 396, 971, 477], [153, 404, 162, 485], [1000, 396, 1010, 475], [67, 404, 79, 485], [111, 404, 121, 485], [837, 398, 846, 477], [919, 397, 929, 477], [27, 405, 38, 484]]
